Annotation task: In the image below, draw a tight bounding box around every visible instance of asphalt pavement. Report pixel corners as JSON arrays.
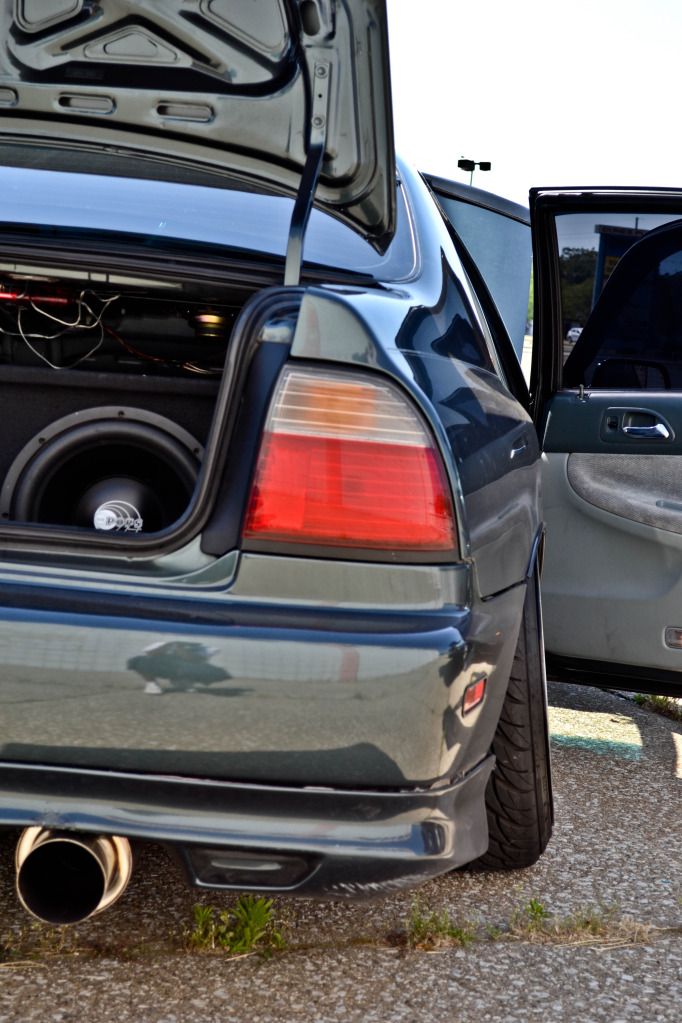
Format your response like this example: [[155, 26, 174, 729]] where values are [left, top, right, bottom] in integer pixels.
[[0, 681, 679, 1022]]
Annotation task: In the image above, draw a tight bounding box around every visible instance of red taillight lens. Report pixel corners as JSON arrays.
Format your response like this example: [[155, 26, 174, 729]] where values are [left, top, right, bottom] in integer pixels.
[[242, 367, 458, 553]]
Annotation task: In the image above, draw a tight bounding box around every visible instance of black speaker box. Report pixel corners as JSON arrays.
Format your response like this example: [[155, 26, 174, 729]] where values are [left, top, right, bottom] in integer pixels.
[[0, 365, 219, 531]]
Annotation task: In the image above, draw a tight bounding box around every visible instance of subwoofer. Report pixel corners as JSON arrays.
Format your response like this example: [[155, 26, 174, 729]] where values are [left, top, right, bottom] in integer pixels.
[[0, 406, 203, 533]]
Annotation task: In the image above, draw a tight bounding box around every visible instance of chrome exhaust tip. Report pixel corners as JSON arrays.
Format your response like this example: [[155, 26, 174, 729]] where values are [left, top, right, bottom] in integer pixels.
[[15, 828, 132, 925]]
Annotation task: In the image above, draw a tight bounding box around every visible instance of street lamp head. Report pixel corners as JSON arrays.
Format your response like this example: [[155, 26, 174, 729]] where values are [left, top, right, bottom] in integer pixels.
[[458, 157, 492, 185]]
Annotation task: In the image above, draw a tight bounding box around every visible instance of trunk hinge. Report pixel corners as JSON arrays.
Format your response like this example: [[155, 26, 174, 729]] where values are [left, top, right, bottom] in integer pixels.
[[284, 59, 330, 286]]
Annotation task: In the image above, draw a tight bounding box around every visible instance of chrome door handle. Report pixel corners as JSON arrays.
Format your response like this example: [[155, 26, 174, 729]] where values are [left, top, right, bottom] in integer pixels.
[[622, 423, 671, 439], [510, 439, 528, 459]]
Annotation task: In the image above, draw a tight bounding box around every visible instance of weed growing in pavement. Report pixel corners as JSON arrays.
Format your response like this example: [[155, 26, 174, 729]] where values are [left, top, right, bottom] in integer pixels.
[[0, 922, 80, 964], [386, 896, 659, 952], [633, 693, 682, 722], [398, 899, 476, 950], [188, 895, 286, 956], [506, 901, 652, 947], [513, 898, 550, 931], [0, 894, 659, 966]]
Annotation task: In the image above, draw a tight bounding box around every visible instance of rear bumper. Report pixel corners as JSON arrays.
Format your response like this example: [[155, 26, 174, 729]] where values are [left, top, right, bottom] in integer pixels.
[[0, 564, 526, 892], [0, 755, 494, 897], [0, 577, 525, 788]]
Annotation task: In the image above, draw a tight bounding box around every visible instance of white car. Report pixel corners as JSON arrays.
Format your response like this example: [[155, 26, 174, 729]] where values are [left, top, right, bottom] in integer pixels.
[[566, 326, 583, 342]]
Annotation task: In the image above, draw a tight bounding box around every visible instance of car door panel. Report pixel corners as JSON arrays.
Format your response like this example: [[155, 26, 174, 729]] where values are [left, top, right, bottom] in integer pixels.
[[532, 189, 682, 691], [542, 391, 682, 454], [565, 453, 682, 532], [542, 450, 682, 670]]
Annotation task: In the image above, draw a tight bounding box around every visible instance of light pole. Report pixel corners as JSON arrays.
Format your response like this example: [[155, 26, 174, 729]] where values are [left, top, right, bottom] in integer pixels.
[[457, 157, 492, 186]]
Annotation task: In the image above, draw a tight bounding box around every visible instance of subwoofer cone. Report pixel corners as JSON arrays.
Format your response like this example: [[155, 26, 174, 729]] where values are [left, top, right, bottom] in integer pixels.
[[1, 407, 203, 534]]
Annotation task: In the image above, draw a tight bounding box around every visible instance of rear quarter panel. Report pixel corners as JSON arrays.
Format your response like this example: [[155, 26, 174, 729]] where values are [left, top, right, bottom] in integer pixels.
[[290, 162, 541, 598]]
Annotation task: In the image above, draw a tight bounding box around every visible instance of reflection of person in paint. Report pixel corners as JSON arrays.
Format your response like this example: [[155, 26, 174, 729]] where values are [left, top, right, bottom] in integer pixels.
[[127, 641, 230, 695]]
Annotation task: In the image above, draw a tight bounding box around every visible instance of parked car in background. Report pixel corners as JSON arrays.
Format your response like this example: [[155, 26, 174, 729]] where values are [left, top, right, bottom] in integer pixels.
[[566, 326, 582, 343]]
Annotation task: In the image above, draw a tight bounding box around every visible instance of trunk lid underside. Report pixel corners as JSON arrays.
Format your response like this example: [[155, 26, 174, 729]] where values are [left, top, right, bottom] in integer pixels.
[[0, 0, 396, 249]]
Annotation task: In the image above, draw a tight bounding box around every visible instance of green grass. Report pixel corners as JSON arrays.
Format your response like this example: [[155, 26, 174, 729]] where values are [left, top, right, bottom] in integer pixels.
[[397, 898, 656, 952], [0, 921, 84, 964], [506, 900, 652, 947], [188, 895, 286, 956], [400, 899, 476, 950], [509, 897, 550, 932], [634, 693, 682, 722], [0, 893, 663, 965]]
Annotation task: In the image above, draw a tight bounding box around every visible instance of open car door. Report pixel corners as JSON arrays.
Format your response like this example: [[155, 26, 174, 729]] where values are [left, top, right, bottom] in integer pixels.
[[532, 188, 682, 695]]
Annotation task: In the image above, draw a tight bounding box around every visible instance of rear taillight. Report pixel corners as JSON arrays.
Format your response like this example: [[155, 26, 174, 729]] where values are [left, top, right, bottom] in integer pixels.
[[242, 367, 458, 554]]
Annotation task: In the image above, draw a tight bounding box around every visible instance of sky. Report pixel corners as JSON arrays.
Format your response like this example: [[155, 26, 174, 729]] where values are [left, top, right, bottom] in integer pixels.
[[387, 0, 682, 207]]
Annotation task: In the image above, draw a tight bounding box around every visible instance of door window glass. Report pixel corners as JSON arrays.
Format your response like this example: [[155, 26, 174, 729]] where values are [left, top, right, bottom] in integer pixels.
[[556, 212, 682, 388]]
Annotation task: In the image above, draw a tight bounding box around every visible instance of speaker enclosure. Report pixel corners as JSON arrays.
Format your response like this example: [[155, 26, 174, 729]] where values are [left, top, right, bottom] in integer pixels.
[[1, 406, 204, 534]]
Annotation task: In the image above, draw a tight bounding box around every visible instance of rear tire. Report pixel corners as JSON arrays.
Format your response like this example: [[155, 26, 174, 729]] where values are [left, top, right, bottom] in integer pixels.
[[476, 571, 553, 869]]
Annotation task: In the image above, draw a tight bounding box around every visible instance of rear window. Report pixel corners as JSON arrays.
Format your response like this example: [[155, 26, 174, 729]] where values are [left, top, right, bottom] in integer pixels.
[[0, 165, 416, 281]]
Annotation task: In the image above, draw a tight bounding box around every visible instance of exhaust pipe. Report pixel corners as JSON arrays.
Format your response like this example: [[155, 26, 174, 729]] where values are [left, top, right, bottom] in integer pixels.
[[15, 827, 132, 925]]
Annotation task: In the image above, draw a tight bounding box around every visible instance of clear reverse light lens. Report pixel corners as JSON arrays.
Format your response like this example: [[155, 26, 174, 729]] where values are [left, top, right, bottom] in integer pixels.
[[243, 367, 458, 553]]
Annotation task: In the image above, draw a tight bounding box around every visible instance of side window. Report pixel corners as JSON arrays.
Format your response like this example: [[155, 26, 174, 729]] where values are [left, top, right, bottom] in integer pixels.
[[431, 187, 531, 364], [555, 211, 682, 389], [563, 220, 682, 390]]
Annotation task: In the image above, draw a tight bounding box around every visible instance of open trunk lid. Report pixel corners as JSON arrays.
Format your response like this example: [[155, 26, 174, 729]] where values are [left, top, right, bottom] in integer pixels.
[[0, 0, 395, 250]]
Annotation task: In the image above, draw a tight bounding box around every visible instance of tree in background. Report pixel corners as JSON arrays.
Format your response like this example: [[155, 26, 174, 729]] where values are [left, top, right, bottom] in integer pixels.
[[560, 247, 597, 327]]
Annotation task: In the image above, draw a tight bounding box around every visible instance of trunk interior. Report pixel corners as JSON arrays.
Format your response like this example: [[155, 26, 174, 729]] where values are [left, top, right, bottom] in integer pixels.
[[0, 255, 260, 552]]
